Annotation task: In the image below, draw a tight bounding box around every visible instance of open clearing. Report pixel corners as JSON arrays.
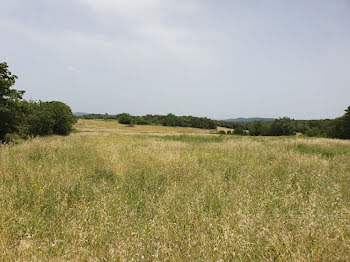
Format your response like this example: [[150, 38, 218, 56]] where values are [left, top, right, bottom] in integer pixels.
[[1, 120, 350, 261]]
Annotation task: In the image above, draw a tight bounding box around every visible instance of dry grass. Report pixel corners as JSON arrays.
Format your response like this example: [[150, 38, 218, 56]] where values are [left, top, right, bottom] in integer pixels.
[[1, 120, 350, 261]]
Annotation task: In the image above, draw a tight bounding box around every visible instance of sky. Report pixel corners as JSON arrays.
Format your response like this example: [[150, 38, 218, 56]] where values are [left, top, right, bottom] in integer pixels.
[[1, 0, 350, 120]]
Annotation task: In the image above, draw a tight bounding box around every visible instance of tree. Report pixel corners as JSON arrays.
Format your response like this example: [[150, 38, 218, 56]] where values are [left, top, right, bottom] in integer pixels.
[[328, 106, 350, 139], [305, 127, 321, 137], [0, 62, 24, 141], [45, 101, 75, 135], [249, 121, 263, 136], [234, 126, 244, 135], [269, 117, 296, 136]]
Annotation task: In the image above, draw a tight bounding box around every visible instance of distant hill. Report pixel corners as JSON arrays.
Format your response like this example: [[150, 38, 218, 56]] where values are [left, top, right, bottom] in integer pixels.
[[224, 117, 275, 122], [74, 112, 90, 116]]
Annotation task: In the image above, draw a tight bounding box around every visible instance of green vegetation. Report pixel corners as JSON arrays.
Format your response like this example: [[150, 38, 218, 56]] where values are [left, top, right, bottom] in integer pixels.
[[159, 134, 225, 144], [0, 62, 23, 140], [0, 63, 75, 142], [225, 117, 275, 122], [79, 112, 350, 140], [327, 106, 350, 139], [294, 143, 350, 158], [1, 120, 350, 261]]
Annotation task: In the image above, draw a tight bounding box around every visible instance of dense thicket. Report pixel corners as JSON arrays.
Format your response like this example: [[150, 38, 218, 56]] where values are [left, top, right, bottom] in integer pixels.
[[80, 113, 217, 129], [327, 106, 350, 139], [114, 113, 217, 129], [79, 113, 116, 120], [244, 114, 349, 138], [0, 62, 75, 142]]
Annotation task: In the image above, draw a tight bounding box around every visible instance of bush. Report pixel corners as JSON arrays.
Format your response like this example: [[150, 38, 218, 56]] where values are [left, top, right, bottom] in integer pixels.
[[234, 126, 244, 135], [134, 117, 148, 125], [219, 130, 226, 135], [117, 113, 133, 125], [18, 100, 75, 137], [305, 127, 322, 137]]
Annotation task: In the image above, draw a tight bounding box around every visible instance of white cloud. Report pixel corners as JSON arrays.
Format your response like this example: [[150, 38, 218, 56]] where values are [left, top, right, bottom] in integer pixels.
[[67, 65, 81, 73]]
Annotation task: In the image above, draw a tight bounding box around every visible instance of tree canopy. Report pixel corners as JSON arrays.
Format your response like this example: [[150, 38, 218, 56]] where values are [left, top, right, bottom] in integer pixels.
[[0, 62, 75, 142]]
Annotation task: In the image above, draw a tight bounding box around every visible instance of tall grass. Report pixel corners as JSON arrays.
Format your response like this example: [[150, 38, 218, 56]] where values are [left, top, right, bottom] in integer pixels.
[[0, 120, 350, 261]]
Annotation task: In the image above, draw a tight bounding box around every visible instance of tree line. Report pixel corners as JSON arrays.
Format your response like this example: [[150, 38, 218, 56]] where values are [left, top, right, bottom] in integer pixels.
[[79, 113, 218, 129], [79, 110, 350, 139], [2, 62, 349, 141], [0, 62, 75, 142], [220, 112, 350, 139]]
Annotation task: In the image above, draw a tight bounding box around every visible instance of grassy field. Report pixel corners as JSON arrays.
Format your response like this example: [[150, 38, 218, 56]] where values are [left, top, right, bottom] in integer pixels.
[[1, 120, 350, 261]]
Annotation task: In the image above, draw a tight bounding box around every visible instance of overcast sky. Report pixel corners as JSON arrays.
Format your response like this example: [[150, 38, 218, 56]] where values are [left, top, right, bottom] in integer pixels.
[[1, 0, 349, 119]]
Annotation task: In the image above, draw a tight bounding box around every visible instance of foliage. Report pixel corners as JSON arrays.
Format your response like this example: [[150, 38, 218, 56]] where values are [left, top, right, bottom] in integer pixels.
[[113, 113, 217, 129], [116, 113, 133, 124], [0, 62, 74, 141], [234, 126, 244, 135], [134, 117, 148, 125], [269, 117, 296, 136], [79, 113, 116, 120], [249, 121, 263, 136], [0, 62, 24, 141], [327, 106, 350, 139], [305, 127, 322, 137]]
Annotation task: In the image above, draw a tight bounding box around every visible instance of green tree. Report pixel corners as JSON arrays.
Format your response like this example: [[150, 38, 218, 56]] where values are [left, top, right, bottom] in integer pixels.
[[19, 100, 54, 137], [269, 117, 296, 136], [234, 126, 244, 135], [328, 106, 350, 139], [0, 62, 24, 141], [305, 127, 321, 137], [249, 121, 263, 136], [44, 101, 75, 135]]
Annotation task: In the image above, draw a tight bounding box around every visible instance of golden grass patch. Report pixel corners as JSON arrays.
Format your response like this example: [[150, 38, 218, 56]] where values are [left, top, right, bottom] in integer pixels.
[[1, 120, 350, 261]]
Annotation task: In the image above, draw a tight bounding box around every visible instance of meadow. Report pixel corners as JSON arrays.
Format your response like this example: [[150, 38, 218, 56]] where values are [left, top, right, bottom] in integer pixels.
[[1, 119, 350, 261]]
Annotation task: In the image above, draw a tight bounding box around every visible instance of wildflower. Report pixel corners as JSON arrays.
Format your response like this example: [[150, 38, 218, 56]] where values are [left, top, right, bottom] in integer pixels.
[[39, 250, 43, 254], [131, 232, 135, 236]]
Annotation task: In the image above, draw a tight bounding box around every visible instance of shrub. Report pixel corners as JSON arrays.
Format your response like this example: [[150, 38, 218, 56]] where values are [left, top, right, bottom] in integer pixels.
[[234, 126, 244, 135], [305, 127, 322, 137], [117, 113, 133, 125]]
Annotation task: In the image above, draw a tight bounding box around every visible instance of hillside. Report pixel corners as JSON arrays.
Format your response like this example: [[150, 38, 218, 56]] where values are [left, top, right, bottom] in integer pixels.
[[73, 112, 90, 116]]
